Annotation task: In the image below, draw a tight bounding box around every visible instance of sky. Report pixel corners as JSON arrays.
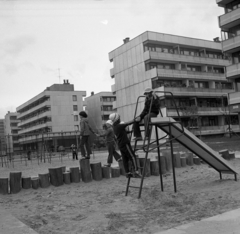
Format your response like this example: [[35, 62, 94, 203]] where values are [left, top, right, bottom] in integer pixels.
[[0, 0, 224, 118]]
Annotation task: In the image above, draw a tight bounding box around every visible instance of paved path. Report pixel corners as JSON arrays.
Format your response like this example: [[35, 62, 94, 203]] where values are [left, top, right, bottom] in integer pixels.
[[0, 203, 38, 234], [155, 208, 240, 234]]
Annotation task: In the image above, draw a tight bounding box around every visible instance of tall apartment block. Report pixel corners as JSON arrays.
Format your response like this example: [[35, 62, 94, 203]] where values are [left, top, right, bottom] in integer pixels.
[[0, 119, 5, 155], [217, 0, 240, 121], [109, 31, 237, 136], [4, 112, 21, 153], [16, 80, 86, 150], [85, 91, 116, 132]]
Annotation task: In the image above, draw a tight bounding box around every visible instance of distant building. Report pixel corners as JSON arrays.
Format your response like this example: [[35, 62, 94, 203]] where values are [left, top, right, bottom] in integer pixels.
[[16, 80, 86, 150], [217, 0, 240, 126], [85, 91, 116, 132], [0, 119, 5, 154], [4, 112, 21, 153], [108, 31, 236, 136]]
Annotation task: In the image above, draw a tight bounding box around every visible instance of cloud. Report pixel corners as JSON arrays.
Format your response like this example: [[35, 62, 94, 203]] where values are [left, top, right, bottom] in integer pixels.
[[1, 35, 35, 59], [101, 20, 108, 25]]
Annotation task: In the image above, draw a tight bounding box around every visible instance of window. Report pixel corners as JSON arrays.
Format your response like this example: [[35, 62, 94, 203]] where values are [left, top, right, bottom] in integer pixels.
[[73, 105, 78, 111], [74, 115, 78, 121], [72, 95, 77, 101], [213, 67, 224, 73], [195, 81, 209, 89], [102, 115, 109, 120]]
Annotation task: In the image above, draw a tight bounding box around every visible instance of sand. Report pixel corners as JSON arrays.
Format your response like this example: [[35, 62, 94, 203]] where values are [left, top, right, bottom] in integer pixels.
[[0, 150, 240, 234]]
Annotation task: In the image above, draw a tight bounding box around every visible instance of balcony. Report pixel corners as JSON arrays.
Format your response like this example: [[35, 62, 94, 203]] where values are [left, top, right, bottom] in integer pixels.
[[153, 68, 227, 81], [228, 91, 240, 106], [219, 8, 240, 30], [167, 107, 227, 117], [226, 63, 240, 79], [110, 68, 115, 78], [18, 122, 52, 135], [216, 0, 235, 7], [145, 51, 229, 66], [222, 34, 240, 53], [18, 111, 51, 127], [111, 84, 116, 93], [18, 101, 51, 119], [164, 87, 234, 97]]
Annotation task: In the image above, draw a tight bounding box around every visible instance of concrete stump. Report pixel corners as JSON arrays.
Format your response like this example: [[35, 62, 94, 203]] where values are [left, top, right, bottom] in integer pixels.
[[111, 167, 120, 178], [31, 177, 39, 189], [219, 149, 230, 160], [150, 160, 159, 176], [180, 156, 187, 167], [39, 173, 50, 188], [162, 151, 172, 171], [173, 153, 181, 168], [80, 159, 92, 183], [0, 178, 8, 194], [69, 167, 80, 183], [90, 162, 102, 181], [10, 172, 22, 194], [102, 166, 111, 179], [22, 177, 31, 189], [48, 167, 63, 186], [193, 157, 201, 165], [229, 152, 235, 160], [186, 152, 194, 166], [139, 158, 151, 177], [63, 172, 71, 184]]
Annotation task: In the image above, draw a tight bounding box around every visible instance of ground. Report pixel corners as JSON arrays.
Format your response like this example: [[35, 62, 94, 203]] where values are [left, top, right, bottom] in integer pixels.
[[0, 136, 240, 234]]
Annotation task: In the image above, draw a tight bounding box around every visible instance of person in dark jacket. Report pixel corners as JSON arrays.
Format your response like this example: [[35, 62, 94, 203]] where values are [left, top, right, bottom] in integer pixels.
[[71, 144, 78, 160], [109, 113, 141, 178], [97, 120, 122, 167], [79, 111, 96, 160], [133, 87, 160, 141]]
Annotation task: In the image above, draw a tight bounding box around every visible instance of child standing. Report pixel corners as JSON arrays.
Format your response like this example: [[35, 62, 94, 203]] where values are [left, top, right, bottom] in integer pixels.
[[109, 113, 141, 178], [79, 111, 96, 159], [97, 120, 122, 167]]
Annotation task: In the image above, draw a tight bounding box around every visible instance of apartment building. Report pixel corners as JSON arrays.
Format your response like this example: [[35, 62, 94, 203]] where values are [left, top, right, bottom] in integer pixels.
[[85, 91, 116, 132], [217, 0, 240, 123], [16, 80, 86, 150], [4, 112, 21, 153], [109, 31, 236, 136], [0, 119, 5, 155]]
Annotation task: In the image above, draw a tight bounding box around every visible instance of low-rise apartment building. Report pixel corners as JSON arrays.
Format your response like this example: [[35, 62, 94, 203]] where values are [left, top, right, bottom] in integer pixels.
[[109, 31, 236, 136], [0, 119, 5, 155], [16, 80, 86, 150], [85, 91, 116, 132], [4, 112, 21, 153]]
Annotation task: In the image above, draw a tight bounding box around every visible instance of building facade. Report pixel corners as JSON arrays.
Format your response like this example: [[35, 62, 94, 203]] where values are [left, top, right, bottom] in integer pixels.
[[85, 91, 116, 132], [4, 112, 21, 153], [0, 119, 5, 155], [109, 31, 236, 136], [217, 0, 240, 123], [16, 80, 86, 150]]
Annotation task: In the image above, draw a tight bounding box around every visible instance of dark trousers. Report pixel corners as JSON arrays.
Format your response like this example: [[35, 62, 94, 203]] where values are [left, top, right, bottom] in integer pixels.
[[119, 143, 138, 173], [80, 136, 91, 157], [107, 141, 121, 164], [72, 151, 78, 160], [133, 112, 158, 138]]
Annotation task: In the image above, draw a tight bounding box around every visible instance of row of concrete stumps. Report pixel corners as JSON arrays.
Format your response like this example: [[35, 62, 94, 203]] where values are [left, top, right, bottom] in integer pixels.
[[0, 150, 235, 195]]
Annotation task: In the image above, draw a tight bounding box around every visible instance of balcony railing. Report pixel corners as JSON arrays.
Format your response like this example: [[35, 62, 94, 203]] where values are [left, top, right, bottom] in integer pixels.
[[18, 122, 52, 135], [155, 68, 226, 81], [146, 51, 229, 66], [18, 101, 51, 119], [18, 111, 51, 127], [222, 34, 240, 52], [219, 7, 240, 30]]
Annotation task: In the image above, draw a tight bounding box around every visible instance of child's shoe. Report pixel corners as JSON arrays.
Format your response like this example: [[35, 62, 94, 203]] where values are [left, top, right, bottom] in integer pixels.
[[133, 171, 142, 178], [126, 172, 133, 178]]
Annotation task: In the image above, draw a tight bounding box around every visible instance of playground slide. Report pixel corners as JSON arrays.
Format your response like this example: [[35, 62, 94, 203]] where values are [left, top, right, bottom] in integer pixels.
[[151, 117, 238, 176]]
